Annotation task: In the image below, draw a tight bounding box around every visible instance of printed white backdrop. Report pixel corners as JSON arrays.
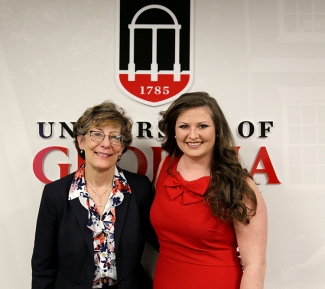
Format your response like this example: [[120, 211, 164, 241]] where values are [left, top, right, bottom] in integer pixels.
[[0, 0, 325, 288]]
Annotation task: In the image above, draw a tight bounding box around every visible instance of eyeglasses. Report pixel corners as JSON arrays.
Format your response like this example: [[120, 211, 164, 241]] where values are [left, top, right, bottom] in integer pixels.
[[86, 131, 125, 145]]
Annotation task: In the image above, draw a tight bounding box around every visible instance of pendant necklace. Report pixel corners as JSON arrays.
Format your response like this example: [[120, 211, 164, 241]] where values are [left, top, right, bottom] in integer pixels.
[[86, 181, 113, 207]]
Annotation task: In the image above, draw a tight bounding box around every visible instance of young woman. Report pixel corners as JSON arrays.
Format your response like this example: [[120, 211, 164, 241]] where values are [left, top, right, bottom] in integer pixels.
[[150, 92, 267, 289]]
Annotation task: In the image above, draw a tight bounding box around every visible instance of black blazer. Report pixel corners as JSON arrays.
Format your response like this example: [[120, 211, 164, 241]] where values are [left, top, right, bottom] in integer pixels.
[[32, 169, 156, 289]]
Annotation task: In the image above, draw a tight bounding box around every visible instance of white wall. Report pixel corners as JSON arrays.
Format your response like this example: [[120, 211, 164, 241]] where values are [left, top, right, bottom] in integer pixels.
[[0, 0, 324, 288]]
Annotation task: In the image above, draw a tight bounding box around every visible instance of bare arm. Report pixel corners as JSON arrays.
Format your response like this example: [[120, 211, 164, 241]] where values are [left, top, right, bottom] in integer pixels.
[[234, 178, 268, 289], [154, 156, 167, 188]]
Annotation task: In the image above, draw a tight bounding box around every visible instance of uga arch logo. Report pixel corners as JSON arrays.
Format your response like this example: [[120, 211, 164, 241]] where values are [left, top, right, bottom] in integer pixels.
[[117, 0, 193, 106]]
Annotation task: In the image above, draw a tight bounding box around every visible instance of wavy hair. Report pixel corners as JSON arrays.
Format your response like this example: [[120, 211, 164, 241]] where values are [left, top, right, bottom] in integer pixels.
[[73, 101, 133, 160], [158, 92, 257, 224]]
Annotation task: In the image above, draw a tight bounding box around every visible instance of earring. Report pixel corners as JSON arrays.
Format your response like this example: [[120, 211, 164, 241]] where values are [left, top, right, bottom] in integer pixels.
[[175, 136, 176, 138], [118, 155, 122, 161], [80, 150, 83, 153]]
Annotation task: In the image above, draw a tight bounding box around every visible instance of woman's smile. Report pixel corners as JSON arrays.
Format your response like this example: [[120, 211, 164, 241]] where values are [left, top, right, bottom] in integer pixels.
[[78, 125, 125, 173], [186, 142, 203, 148], [175, 106, 216, 160]]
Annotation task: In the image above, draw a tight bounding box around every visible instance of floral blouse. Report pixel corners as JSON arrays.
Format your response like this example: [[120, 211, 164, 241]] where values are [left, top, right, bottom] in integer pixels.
[[68, 164, 132, 288]]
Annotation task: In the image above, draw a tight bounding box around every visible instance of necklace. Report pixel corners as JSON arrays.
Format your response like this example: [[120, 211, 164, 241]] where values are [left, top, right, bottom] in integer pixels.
[[86, 181, 113, 207]]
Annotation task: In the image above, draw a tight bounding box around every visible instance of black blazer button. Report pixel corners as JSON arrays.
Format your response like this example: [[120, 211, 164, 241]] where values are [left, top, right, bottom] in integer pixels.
[[116, 254, 122, 260], [118, 278, 124, 284]]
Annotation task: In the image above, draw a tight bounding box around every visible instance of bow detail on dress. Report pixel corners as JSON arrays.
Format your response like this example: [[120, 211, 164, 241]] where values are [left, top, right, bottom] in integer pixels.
[[164, 173, 210, 205]]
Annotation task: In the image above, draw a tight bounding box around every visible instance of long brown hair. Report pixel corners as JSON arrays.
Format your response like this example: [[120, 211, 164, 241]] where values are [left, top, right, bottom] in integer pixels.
[[158, 92, 257, 224]]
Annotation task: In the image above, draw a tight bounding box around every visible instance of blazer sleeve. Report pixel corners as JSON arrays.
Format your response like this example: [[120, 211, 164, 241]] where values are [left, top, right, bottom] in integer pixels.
[[146, 187, 159, 252], [31, 182, 62, 289], [132, 173, 159, 252]]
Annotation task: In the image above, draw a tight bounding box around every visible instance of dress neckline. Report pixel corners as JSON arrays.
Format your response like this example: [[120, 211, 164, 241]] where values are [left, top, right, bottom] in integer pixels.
[[170, 155, 210, 184]]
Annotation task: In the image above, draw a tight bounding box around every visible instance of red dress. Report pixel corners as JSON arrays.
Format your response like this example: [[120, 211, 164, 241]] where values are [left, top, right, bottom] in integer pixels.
[[150, 156, 242, 289]]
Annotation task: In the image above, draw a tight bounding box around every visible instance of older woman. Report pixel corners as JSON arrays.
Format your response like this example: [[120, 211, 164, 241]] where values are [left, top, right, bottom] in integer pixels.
[[32, 101, 154, 289]]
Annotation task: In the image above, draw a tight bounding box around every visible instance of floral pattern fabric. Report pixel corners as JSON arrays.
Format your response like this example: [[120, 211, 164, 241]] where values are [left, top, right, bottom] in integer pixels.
[[68, 164, 132, 288]]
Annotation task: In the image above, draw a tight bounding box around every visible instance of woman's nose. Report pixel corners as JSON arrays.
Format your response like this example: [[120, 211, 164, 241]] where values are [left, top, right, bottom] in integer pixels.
[[101, 135, 111, 147], [188, 128, 198, 139]]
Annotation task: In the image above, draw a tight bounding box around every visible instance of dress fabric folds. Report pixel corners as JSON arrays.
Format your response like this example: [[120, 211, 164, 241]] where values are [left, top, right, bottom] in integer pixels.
[[150, 156, 242, 289]]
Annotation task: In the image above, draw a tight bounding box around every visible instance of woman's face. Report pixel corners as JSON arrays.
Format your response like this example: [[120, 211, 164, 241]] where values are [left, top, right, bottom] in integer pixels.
[[175, 106, 216, 161], [77, 124, 125, 173]]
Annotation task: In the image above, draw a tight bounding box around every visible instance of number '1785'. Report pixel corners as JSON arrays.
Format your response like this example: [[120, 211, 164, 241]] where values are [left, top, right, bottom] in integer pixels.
[[140, 86, 169, 95]]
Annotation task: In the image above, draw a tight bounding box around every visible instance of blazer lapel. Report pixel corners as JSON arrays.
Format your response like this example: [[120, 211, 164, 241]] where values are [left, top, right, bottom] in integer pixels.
[[70, 198, 93, 256], [114, 193, 131, 251]]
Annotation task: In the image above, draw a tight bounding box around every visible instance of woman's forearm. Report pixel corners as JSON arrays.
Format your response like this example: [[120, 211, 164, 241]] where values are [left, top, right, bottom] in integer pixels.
[[240, 263, 267, 289]]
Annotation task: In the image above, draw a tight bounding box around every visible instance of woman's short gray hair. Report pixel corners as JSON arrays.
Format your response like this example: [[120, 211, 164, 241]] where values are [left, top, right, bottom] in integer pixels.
[[73, 101, 133, 160]]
